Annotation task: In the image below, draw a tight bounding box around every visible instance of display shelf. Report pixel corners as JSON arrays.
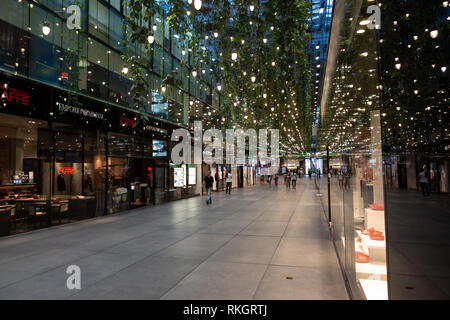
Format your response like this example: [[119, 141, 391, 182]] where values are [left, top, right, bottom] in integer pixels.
[[357, 230, 386, 262], [354, 243, 387, 278], [364, 208, 385, 232], [359, 279, 388, 300], [356, 262, 387, 279]]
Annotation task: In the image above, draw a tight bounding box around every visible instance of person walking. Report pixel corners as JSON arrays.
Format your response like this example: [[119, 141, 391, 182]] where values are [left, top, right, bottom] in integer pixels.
[[225, 171, 232, 195], [203, 171, 214, 204], [419, 165, 431, 197], [292, 172, 297, 189], [274, 174, 279, 186], [285, 172, 291, 189], [338, 170, 344, 190], [215, 170, 220, 191]]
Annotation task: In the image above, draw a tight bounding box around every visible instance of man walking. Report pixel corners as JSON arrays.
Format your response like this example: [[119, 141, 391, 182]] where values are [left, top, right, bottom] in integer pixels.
[[292, 172, 297, 189], [419, 165, 431, 197], [285, 172, 291, 190], [203, 171, 214, 204], [226, 170, 232, 195]]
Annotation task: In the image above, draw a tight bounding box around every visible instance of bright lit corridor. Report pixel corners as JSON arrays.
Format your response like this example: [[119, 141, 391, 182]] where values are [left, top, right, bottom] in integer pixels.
[[0, 179, 348, 300]]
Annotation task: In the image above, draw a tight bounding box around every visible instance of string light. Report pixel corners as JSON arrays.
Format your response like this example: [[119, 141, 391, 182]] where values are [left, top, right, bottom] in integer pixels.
[[194, 0, 202, 10], [42, 21, 51, 35]]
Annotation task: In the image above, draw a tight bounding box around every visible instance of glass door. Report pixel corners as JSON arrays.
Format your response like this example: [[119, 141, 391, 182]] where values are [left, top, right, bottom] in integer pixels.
[[107, 156, 130, 214]]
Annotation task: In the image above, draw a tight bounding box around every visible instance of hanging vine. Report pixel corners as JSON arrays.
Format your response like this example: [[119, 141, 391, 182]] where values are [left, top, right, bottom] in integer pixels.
[[121, 0, 313, 152]]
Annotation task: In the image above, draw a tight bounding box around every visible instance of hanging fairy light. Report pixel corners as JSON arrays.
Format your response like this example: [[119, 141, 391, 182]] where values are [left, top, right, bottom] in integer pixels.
[[192, 70, 197, 77], [147, 33, 154, 44], [430, 30, 439, 38], [251, 76, 256, 82], [122, 64, 129, 74], [250, 4, 255, 12], [395, 63, 401, 70], [42, 21, 51, 35], [231, 52, 238, 61], [194, 0, 202, 10]]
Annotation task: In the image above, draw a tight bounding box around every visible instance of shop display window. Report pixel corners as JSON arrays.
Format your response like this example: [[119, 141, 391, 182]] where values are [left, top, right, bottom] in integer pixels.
[[0, 114, 51, 236], [318, 0, 388, 300]]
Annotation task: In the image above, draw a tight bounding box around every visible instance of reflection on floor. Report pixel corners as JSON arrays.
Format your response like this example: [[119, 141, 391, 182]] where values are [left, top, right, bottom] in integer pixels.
[[0, 179, 348, 300], [385, 188, 450, 299]]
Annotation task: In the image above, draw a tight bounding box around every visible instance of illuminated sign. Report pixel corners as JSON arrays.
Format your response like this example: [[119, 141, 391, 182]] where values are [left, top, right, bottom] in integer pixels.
[[189, 167, 196, 185], [56, 102, 104, 120], [1, 84, 30, 106], [174, 167, 185, 187], [120, 116, 135, 128], [58, 167, 74, 175], [153, 140, 167, 157], [144, 125, 168, 135], [60, 72, 69, 81], [147, 167, 152, 179]]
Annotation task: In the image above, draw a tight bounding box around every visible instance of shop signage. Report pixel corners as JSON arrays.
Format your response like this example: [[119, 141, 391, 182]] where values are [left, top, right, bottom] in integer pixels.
[[58, 167, 74, 175], [56, 102, 104, 120], [1, 83, 30, 106], [188, 167, 196, 185], [144, 125, 168, 135], [174, 167, 185, 187], [120, 116, 135, 128], [147, 167, 152, 179]]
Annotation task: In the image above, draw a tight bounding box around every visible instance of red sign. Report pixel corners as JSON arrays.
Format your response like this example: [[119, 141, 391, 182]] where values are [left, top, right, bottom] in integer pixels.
[[60, 72, 69, 81], [58, 167, 74, 175], [147, 167, 152, 179], [1, 84, 30, 106], [120, 116, 135, 128]]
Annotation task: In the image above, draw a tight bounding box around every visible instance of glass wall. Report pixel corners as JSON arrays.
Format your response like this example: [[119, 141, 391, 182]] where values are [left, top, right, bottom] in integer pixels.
[[0, 0, 222, 126], [377, 0, 450, 300], [320, 0, 449, 300], [319, 0, 387, 300]]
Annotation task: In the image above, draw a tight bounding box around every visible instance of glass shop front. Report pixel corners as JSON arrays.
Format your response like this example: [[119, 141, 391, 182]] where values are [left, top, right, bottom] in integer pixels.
[[0, 74, 197, 237], [319, 0, 449, 300]]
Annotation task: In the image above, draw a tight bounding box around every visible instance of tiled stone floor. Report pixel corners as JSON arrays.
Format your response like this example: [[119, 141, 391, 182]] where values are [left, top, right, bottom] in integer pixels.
[[0, 179, 348, 300]]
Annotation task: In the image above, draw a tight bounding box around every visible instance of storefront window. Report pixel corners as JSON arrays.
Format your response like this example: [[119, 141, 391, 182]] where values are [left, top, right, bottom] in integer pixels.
[[319, 0, 387, 300], [0, 114, 51, 236]]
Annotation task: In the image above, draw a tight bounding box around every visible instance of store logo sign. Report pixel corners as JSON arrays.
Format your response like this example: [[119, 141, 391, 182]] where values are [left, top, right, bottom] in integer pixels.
[[56, 102, 104, 120], [1, 83, 30, 106], [120, 116, 135, 128], [171, 121, 280, 175], [58, 167, 74, 175], [144, 125, 168, 135]]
